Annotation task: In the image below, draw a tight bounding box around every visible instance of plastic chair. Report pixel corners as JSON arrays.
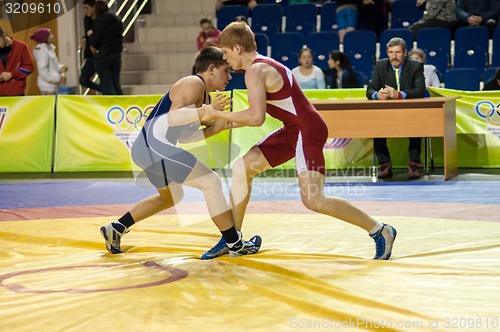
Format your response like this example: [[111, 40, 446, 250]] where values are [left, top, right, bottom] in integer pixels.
[[255, 33, 270, 56], [453, 26, 489, 73], [444, 68, 481, 91], [285, 3, 317, 38], [416, 27, 451, 76], [216, 5, 249, 31], [390, 0, 424, 29], [270, 32, 305, 69], [483, 67, 498, 83], [320, 1, 337, 32], [305, 31, 339, 70], [250, 4, 284, 39], [354, 70, 366, 87], [379, 28, 414, 59], [491, 26, 500, 68], [343, 30, 377, 78]]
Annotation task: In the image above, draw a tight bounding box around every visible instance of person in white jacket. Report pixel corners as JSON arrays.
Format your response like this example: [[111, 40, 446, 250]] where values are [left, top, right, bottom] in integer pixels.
[[30, 28, 67, 95]]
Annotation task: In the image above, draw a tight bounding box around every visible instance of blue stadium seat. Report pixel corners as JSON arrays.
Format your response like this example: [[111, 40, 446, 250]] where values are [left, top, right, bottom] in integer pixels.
[[343, 30, 377, 78], [285, 3, 317, 38], [226, 71, 246, 90], [354, 71, 366, 87], [390, 0, 423, 29], [454, 26, 489, 73], [305, 31, 339, 70], [270, 32, 305, 69], [250, 4, 284, 39], [216, 5, 249, 31], [482, 67, 498, 82], [320, 1, 337, 32], [444, 68, 481, 91], [379, 28, 414, 59], [416, 27, 451, 75], [255, 33, 270, 56], [491, 26, 500, 68]]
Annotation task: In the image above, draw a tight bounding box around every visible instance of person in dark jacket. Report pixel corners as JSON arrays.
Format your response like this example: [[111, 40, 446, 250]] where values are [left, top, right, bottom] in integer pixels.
[[80, 0, 101, 93], [89, 0, 123, 95], [366, 37, 426, 179], [456, 0, 499, 36], [326, 50, 361, 88]]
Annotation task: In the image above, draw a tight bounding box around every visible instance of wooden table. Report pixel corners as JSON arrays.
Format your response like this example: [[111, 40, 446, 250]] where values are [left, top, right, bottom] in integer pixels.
[[312, 97, 459, 180]]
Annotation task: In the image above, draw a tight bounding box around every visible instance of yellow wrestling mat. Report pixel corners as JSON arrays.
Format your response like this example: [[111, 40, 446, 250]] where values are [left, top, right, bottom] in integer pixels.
[[1, 215, 500, 332]]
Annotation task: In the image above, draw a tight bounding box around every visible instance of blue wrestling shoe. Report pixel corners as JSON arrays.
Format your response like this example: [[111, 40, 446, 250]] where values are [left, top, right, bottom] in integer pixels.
[[370, 224, 397, 260], [100, 222, 129, 254], [229, 235, 262, 258], [201, 236, 229, 260]]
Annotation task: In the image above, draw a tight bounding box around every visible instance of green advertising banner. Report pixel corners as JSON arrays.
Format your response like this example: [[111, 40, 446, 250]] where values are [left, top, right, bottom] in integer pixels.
[[0, 96, 55, 172], [55, 94, 232, 172], [55, 95, 162, 172]]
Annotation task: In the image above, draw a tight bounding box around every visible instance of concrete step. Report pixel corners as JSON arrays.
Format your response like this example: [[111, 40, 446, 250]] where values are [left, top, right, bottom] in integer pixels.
[[154, 0, 214, 16], [122, 53, 195, 72], [136, 25, 200, 44], [124, 40, 196, 54], [121, 70, 185, 85], [122, 84, 173, 95]]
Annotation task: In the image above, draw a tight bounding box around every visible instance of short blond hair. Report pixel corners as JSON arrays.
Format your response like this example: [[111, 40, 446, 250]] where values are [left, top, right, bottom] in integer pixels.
[[218, 22, 257, 52]]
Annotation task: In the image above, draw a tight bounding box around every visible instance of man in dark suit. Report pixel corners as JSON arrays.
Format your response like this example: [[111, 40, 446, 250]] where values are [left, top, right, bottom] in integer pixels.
[[366, 37, 426, 179]]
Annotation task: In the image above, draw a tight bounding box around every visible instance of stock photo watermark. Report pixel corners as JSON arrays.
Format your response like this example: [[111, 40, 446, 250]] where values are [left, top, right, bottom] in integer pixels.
[[2, 0, 78, 32], [289, 317, 500, 330]]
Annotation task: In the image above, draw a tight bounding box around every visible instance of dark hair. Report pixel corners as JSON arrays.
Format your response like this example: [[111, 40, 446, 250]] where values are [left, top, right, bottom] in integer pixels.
[[235, 15, 248, 24], [194, 46, 227, 73], [200, 17, 214, 26], [83, 0, 96, 6], [94, 0, 109, 16], [329, 50, 352, 71]]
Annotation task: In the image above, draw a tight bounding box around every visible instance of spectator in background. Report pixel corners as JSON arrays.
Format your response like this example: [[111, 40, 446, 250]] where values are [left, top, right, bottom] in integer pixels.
[[359, 0, 389, 39], [336, 0, 361, 44], [292, 48, 326, 89], [31, 28, 67, 95], [90, 0, 123, 95], [408, 48, 441, 87], [409, 0, 458, 36], [0, 27, 33, 96], [456, 0, 499, 36], [215, 0, 260, 11], [326, 50, 361, 88], [483, 67, 500, 90], [80, 0, 101, 94], [197, 17, 221, 51], [366, 37, 426, 179]]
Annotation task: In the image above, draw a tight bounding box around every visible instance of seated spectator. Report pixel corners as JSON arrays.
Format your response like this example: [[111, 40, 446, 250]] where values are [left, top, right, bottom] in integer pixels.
[[336, 0, 360, 44], [215, 0, 260, 11], [408, 48, 441, 87], [31, 28, 67, 95], [197, 17, 221, 51], [292, 47, 326, 89], [326, 50, 361, 88], [409, 0, 458, 36], [483, 67, 500, 91], [359, 0, 389, 39], [456, 0, 499, 36], [366, 37, 426, 179]]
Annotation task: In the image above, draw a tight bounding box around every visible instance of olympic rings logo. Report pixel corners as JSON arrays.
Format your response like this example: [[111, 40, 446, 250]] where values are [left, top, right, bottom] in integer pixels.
[[475, 101, 500, 126], [106, 105, 155, 132]]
